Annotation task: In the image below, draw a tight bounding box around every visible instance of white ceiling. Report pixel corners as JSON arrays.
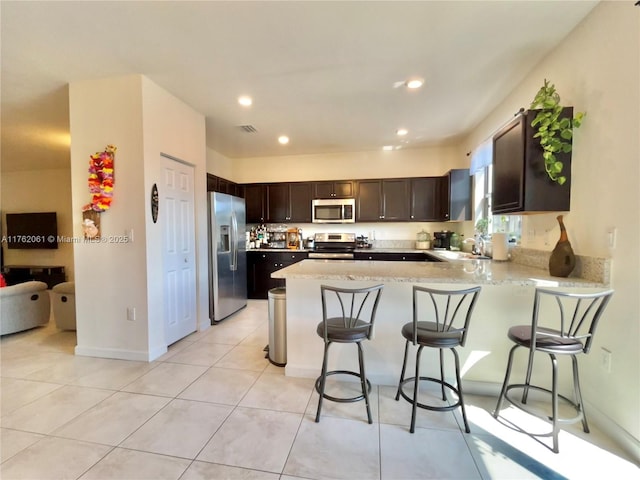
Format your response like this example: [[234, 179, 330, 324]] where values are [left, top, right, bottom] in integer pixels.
[[1, 1, 598, 172]]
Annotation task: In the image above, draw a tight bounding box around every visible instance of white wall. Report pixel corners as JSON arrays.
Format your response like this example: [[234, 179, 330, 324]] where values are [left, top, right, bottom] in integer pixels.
[[230, 144, 467, 183], [69, 75, 149, 359], [141, 76, 207, 357], [462, 2, 639, 447], [69, 74, 207, 361], [206, 147, 234, 180], [1, 169, 75, 281]]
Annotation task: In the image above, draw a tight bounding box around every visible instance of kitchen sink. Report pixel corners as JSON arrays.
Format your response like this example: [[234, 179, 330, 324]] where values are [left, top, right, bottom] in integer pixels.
[[434, 251, 491, 261]]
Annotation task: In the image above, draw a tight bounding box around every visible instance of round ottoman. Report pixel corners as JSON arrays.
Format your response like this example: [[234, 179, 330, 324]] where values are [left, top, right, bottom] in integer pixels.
[[52, 281, 76, 331]]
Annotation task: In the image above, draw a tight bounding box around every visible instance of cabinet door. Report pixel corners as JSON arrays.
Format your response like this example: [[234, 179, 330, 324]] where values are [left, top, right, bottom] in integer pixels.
[[244, 184, 266, 223], [448, 169, 472, 221], [313, 180, 354, 198], [440, 170, 471, 221], [492, 116, 525, 213], [410, 177, 441, 221], [333, 181, 354, 198], [217, 177, 232, 194], [381, 179, 410, 221], [266, 183, 289, 222], [356, 180, 382, 221], [353, 252, 428, 261], [206, 174, 217, 192], [289, 182, 312, 222], [313, 182, 335, 199]]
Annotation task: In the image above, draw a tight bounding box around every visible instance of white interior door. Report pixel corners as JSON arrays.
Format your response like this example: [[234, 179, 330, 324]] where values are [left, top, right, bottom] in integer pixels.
[[162, 156, 197, 345]]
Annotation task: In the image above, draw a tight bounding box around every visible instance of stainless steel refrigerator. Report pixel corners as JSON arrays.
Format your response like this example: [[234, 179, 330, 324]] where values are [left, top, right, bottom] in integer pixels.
[[208, 192, 247, 323]]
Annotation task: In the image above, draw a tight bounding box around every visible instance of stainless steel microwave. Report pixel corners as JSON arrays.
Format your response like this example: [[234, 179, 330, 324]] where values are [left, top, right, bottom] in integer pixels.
[[312, 198, 356, 223]]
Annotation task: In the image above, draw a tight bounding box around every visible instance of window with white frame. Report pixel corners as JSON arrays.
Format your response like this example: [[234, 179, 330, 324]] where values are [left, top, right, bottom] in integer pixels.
[[470, 140, 521, 243]]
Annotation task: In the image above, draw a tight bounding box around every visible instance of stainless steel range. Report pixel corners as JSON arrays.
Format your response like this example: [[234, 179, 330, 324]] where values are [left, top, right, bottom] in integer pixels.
[[308, 233, 356, 259]]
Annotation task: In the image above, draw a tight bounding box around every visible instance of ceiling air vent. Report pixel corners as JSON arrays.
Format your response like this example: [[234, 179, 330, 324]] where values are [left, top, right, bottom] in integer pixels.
[[237, 125, 257, 133]]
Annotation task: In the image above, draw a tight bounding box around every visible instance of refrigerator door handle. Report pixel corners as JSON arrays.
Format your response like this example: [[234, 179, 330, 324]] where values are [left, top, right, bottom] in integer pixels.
[[230, 212, 238, 271]]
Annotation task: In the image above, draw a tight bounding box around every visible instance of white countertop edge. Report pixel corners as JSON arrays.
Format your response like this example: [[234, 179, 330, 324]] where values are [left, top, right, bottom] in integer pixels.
[[271, 259, 607, 288]]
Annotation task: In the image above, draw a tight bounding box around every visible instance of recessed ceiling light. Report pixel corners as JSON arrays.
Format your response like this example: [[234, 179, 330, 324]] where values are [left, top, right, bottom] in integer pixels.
[[278, 135, 289, 145], [405, 79, 424, 89], [396, 128, 408, 136], [238, 96, 253, 107], [382, 145, 394, 151]]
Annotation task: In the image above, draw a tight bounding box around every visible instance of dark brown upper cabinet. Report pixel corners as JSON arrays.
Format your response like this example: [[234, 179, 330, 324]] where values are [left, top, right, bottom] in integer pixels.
[[207, 173, 241, 196], [409, 177, 442, 221], [440, 169, 472, 221], [356, 178, 410, 222], [243, 183, 266, 223], [266, 182, 312, 223], [313, 180, 355, 199], [492, 109, 572, 214]]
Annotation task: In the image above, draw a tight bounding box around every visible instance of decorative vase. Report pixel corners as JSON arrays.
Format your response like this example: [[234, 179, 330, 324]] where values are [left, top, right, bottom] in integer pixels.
[[548, 215, 576, 277]]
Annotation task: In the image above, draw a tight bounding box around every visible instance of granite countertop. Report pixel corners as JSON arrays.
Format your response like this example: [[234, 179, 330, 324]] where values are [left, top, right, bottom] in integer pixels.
[[271, 258, 607, 287]]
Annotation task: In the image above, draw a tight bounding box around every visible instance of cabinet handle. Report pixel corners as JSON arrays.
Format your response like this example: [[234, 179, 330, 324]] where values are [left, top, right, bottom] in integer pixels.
[[402, 257, 406, 260], [411, 215, 414, 219]]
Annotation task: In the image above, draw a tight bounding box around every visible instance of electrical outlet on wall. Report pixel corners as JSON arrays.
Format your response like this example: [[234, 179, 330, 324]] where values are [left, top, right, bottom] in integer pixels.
[[600, 347, 612, 373], [607, 227, 617, 250]]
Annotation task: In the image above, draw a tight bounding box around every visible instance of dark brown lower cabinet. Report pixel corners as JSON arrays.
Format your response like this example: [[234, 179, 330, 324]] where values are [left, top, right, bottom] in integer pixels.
[[247, 251, 308, 299], [353, 252, 439, 262]]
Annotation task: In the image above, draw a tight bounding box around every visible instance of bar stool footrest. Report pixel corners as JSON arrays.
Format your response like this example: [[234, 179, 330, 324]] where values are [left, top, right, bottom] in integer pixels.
[[398, 376, 460, 412], [504, 384, 585, 427], [315, 370, 372, 403]]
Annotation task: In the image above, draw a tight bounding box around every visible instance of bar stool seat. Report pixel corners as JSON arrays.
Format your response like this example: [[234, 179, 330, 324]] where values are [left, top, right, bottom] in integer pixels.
[[396, 285, 481, 433], [493, 287, 614, 453], [315, 284, 384, 424]]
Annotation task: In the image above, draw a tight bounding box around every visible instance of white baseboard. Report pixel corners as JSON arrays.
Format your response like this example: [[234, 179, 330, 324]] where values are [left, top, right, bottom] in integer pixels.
[[75, 345, 164, 362]]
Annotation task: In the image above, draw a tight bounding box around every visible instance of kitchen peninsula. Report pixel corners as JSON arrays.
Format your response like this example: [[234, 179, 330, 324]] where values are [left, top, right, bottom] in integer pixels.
[[272, 257, 608, 389]]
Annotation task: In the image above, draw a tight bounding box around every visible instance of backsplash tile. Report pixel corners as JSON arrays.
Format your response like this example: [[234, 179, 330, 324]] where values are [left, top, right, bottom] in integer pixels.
[[510, 247, 610, 285]]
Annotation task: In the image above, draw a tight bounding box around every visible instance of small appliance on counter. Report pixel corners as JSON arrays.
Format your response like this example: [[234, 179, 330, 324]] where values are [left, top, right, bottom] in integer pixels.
[[267, 229, 287, 249], [356, 235, 371, 248], [287, 228, 302, 249], [415, 230, 431, 250], [433, 231, 454, 250]]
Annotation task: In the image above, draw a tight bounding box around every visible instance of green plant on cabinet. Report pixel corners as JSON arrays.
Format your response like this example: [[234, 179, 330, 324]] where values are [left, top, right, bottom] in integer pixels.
[[529, 79, 585, 185]]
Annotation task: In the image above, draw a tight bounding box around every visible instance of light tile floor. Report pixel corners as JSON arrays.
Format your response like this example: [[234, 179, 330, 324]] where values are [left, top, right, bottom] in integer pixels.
[[1, 300, 638, 479]]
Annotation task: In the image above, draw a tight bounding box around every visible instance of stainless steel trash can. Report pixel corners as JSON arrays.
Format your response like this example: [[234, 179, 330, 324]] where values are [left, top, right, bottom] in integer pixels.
[[268, 287, 287, 366]]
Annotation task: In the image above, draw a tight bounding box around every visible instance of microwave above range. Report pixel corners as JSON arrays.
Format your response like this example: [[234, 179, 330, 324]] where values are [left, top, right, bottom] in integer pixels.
[[312, 198, 355, 223]]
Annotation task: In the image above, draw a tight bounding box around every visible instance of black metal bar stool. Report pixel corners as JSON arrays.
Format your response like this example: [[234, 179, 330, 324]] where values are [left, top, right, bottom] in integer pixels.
[[493, 287, 614, 453], [315, 284, 384, 424], [395, 285, 481, 433]]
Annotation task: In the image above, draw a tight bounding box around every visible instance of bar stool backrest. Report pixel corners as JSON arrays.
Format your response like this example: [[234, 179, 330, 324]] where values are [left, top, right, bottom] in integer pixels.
[[320, 284, 384, 342], [532, 288, 614, 354], [412, 285, 481, 347]]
